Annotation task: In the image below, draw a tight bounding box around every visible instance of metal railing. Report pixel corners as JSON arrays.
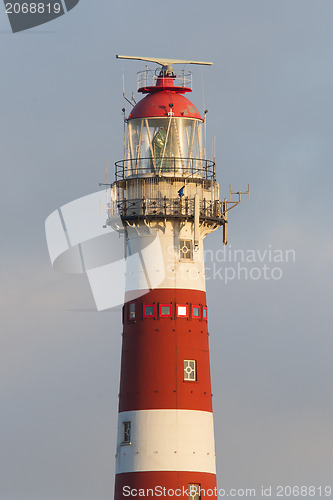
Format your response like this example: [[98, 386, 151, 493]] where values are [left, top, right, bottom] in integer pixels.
[[115, 157, 215, 181], [137, 69, 192, 90], [107, 197, 224, 222]]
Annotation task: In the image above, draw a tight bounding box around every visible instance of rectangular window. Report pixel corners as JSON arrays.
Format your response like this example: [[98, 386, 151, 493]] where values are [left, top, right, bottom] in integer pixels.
[[203, 306, 208, 320], [159, 304, 172, 317], [192, 305, 201, 318], [184, 360, 197, 381], [129, 303, 136, 319], [143, 304, 155, 318], [176, 304, 188, 317], [180, 239, 192, 260], [188, 484, 201, 500], [122, 421, 131, 444]]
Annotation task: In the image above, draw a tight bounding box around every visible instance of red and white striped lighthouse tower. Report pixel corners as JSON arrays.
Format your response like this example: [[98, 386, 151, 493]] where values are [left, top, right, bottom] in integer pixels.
[[108, 56, 235, 500]]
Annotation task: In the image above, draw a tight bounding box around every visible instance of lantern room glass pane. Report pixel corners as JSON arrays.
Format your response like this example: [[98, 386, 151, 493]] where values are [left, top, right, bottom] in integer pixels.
[[126, 117, 203, 176]]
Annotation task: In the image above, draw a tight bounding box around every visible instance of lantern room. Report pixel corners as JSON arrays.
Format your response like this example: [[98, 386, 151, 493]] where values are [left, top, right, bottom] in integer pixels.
[[116, 58, 213, 180]]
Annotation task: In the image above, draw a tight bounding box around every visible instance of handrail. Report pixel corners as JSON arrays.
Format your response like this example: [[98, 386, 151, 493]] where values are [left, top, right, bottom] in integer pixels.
[[107, 197, 223, 222], [114, 157, 216, 181], [137, 69, 192, 91]]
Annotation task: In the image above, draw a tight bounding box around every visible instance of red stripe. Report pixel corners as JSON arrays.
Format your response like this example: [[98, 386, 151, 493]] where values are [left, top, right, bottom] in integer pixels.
[[115, 471, 217, 500], [119, 289, 213, 413]]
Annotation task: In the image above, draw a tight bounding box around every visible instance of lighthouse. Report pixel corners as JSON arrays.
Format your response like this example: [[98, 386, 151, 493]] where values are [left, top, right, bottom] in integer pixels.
[[107, 55, 237, 500]]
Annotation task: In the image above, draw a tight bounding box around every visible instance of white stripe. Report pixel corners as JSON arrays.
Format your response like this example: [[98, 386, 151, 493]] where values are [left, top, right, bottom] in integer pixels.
[[116, 409, 216, 474], [125, 224, 206, 293]]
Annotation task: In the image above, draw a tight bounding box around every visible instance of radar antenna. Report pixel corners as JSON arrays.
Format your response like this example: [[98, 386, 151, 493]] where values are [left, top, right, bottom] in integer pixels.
[[116, 55, 213, 77]]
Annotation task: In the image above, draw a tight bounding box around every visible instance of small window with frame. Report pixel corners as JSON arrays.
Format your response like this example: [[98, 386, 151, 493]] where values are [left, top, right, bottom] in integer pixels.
[[192, 305, 201, 319], [143, 304, 155, 318], [121, 421, 131, 445], [203, 306, 208, 321], [129, 303, 136, 320], [176, 304, 188, 318], [180, 239, 192, 260], [184, 360, 197, 381], [188, 484, 201, 500], [159, 304, 172, 318]]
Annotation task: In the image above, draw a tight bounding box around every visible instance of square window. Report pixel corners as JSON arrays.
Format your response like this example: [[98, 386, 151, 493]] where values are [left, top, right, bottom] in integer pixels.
[[180, 239, 192, 260], [177, 304, 188, 317], [122, 421, 131, 444], [203, 306, 208, 320], [184, 360, 196, 381], [159, 304, 172, 317], [129, 303, 136, 319], [192, 305, 200, 318], [143, 304, 155, 318], [188, 484, 200, 500]]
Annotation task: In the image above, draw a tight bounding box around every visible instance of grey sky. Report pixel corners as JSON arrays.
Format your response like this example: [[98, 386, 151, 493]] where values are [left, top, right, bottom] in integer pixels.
[[1, 1, 332, 499]]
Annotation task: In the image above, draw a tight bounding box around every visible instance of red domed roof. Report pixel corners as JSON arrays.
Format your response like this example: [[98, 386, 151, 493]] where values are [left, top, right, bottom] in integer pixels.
[[128, 91, 203, 121]]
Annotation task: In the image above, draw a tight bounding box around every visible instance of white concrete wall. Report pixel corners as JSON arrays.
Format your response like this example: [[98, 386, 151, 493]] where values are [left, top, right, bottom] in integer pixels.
[[125, 221, 209, 293], [116, 409, 216, 474]]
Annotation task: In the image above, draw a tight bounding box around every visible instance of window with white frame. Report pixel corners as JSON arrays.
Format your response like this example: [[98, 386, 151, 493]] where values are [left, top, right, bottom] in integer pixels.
[[180, 240, 192, 260], [122, 421, 131, 444], [184, 360, 196, 381], [188, 484, 201, 500]]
